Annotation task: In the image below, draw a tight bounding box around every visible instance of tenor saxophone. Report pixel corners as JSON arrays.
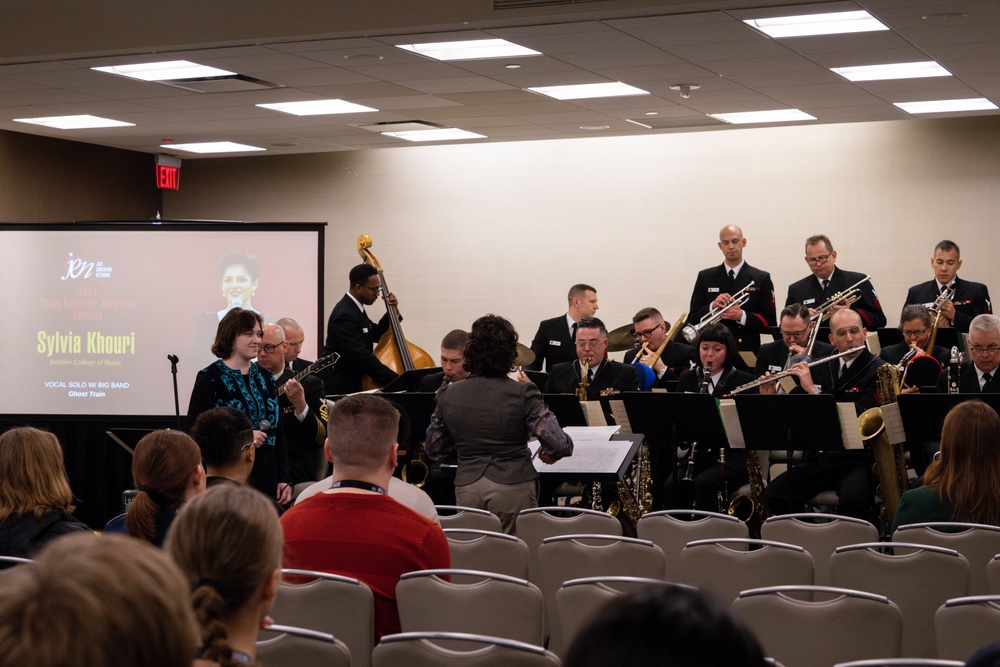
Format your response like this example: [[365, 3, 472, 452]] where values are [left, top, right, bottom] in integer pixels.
[[727, 448, 771, 538]]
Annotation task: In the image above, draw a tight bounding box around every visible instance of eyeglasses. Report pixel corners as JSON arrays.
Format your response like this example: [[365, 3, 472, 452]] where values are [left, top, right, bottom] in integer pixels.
[[576, 340, 604, 349], [632, 324, 663, 341], [902, 328, 929, 338], [261, 343, 285, 353], [970, 345, 1000, 356], [364, 283, 382, 294], [805, 254, 832, 265], [780, 329, 808, 339], [833, 327, 863, 337], [240, 440, 256, 451]]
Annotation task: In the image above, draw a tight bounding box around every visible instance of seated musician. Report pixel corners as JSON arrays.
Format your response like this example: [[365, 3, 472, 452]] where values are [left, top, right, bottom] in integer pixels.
[[419, 329, 470, 392], [879, 304, 950, 367], [935, 313, 1000, 394], [763, 309, 885, 521], [622, 307, 695, 387], [661, 323, 753, 512], [754, 303, 834, 382], [543, 317, 640, 399]]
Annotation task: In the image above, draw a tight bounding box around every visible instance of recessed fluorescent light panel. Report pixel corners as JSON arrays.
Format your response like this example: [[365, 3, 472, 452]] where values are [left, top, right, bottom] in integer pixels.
[[381, 128, 486, 142], [13, 115, 135, 129], [744, 10, 889, 38], [396, 38, 540, 61], [710, 109, 817, 124], [256, 100, 378, 116], [527, 82, 650, 100], [160, 142, 265, 154], [93, 60, 237, 82], [894, 98, 999, 114], [831, 61, 951, 81]]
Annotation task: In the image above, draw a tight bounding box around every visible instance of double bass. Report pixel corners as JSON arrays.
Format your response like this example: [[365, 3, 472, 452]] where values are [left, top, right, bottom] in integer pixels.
[[357, 234, 434, 390]]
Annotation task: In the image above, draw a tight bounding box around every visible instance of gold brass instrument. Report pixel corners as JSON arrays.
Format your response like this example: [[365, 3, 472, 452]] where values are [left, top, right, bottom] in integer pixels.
[[727, 448, 772, 538], [927, 286, 956, 351], [401, 439, 430, 488], [576, 358, 591, 402], [800, 275, 872, 357], [876, 345, 919, 404], [632, 312, 687, 390], [681, 284, 754, 343], [730, 346, 867, 394], [609, 443, 653, 527], [859, 406, 905, 525]]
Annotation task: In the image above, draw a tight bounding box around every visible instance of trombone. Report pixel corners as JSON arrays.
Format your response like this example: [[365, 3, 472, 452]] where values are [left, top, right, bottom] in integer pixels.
[[631, 312, 686, 390], [730, 346, 867, 394], [681, 281, 755, 343]]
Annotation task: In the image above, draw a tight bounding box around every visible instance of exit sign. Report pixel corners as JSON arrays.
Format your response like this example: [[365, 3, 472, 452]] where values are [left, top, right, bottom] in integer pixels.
[[156, 164, 180, 190]]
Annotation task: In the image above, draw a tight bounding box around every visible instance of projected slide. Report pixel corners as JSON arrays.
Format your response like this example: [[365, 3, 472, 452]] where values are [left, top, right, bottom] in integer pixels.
[[1, 224, 323, 417]]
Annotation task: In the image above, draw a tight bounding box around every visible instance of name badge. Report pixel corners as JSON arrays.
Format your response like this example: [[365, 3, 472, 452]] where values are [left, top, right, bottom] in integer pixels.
[[550, 340, 561, 347], [768, 365, 781, 372], [803, 298, 816, 305], [708, 287, 720, 293], [362, 327, 369, 333]]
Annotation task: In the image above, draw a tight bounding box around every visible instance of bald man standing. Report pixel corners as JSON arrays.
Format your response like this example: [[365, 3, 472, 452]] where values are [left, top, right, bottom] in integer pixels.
[[687, 225, 776, 356]]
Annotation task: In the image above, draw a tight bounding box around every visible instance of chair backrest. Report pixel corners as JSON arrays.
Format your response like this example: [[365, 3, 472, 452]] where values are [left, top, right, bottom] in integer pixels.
[[637, 510, 749, 578], [271, 569, 375, 667], [989, 555, 1000, 594], [733, 585, 903, 667], [892, 522, 1000, 595], [677, 538, 814, 605], [443, 529, 529, 580], [761, 513, 879, 587], [257, 624, 352, 667], [538, 534, 665, 656], [832, 660, 964, 666], [372, 631, 561, 667], [516, 507, 622, 585], [935, 595, 1000, 661], [396, 569, 544, 646], [435, 505, 503, 532], [830, 542, 970, 658], [556, 576, 691, 652]]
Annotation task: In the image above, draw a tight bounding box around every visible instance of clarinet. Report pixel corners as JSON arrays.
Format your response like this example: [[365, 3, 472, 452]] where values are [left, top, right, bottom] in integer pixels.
[[682, 361, 712, 482], [947, 346, 961, 394]]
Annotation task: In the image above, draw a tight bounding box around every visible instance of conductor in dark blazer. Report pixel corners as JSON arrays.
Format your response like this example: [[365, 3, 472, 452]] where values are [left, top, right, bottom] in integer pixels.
[[785, 234, 886, 331], [322, 263, 399, 394], [544, 317, 640, 399], [753, 303, 835, 379], [687, 225, 776, 355], [935, 314, 1000, 394], [525, 284, 599, 372], [904, 240, 992, 334]]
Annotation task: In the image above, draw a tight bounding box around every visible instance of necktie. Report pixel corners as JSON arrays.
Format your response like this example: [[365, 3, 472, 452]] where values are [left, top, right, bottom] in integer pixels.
[[728, 269, 736, 283], [822, 279, 830, 293], [941, 284, 949, 295], [571, 322, 578, 341], [984, 372, 993, 389]]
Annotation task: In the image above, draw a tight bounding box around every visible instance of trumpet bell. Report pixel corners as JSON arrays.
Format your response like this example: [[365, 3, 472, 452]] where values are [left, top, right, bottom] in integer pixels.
[[681, 324, 699, 343]]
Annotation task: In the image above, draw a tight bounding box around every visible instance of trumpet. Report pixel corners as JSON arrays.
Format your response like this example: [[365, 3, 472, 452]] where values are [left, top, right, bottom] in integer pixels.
[[730, 345, 867, 394], [927, 285, 955, 351], [800, 275, 872, 356], [681, 282, 755, 343]]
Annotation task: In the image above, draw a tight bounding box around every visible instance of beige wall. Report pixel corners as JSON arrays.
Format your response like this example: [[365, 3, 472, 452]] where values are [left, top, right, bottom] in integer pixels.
[[0, 130, 161, 222], [153, 115, 999, 357]]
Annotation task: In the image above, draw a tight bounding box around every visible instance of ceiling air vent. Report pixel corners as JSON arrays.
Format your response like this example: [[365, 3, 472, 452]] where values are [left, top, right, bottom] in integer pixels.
[[494, 0, 607, 9], [159, 75, 283, 94]]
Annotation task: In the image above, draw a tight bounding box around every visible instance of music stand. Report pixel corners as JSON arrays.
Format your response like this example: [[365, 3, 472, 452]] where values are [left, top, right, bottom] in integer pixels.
[[531, 433, 643, 485], [380, 367, 441, 393], [523, 370, 549, 389], [877, 327, 962, 352], [897, 393, 1000, 442], [542, 394, 588, 428]]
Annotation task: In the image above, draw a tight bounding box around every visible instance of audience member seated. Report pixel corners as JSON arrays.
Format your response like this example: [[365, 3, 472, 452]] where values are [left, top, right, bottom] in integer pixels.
[[563, 585, 767, 667], [0, 532, 199, 667], [893, 400, 1000, 532], [166, 484, 283, 667], [280, 394, 450, 640], [0, 427, 89, 558], [104, 430, 206, 546]]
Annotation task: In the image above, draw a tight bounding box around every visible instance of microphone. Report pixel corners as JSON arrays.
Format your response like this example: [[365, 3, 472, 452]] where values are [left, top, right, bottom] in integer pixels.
[[167, 354, 179, 364], [258, 419, 271, 433], [231, 298, 243, 310]]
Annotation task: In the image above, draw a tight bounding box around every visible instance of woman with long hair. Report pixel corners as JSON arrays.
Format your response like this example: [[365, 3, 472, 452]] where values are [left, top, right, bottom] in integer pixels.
[[666, 322, 753, 511], [893, 400, 1000, 531], [0, 427, 89, 558], [103, 429, 205, 546], [186, 307, 291, 507], [425, 314, 573, 534], [166, 484, 283, 667]]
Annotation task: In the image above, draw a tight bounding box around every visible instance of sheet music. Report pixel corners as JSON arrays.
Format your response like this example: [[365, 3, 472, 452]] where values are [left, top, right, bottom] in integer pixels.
[[739, 351, 757, 368], [582, 400, 607, 426], [718, 399, 745, 449], [880, 402, 907, 445], [609, 400, 632, 434], [530, 425, 629, 475], [838, 402, 864, 449], [866, 331, 881, 354]]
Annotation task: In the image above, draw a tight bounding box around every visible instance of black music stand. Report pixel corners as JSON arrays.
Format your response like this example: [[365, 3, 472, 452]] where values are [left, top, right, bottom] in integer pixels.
[[877, 327, 962, 352], [897, 393, 1000, 442], [380, 367, 441, 393], [542, 394, 588, 428], [532, 433, 643, 485]]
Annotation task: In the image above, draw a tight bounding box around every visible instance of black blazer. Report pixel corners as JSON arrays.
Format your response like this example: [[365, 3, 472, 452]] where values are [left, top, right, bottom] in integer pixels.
[[935, 361, 1000, 394], [677, 365, 754, 398], [687, 262, 776, 353], [622, 342, 692, 387], [753, 339, 836, 377], [905, 277, 992, 333], [321, 294, 397, 394], [544, 359, 640, 400], [276, 368, 327, 485], [785, 267, 887, 330], [526, 315, 577, 371], [878, 341, 950, 367], [289, 357, 312, 374], [797, 348, 885, 415], [419, 370, 448, 393]]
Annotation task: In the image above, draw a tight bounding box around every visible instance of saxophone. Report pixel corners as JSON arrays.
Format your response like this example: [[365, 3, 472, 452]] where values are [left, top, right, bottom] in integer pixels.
[[727, 448, 771, 539], [611, 442, 653, 527]]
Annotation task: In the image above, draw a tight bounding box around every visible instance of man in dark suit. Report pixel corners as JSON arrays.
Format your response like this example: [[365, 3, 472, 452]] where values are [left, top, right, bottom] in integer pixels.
[[525, 283, 599, 371], [764, 309, 885, 520], [785, 234, 886, 331], [687, 225, 776, 355], [278, 316, 311, 373], [419, 329, 470, 392], [753, 303, 835, 381], [544, 317, 640, 399], [935, 314, 1000, 394], [905, 239, 992, 334], [622, 306, 694, 388], [879, 304, 950, 367], [322, 263, 400, 394], [259, 323, 328, 488]]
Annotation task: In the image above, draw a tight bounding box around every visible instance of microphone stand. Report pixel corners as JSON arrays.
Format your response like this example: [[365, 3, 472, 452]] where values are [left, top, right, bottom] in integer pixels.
[[167, 354, 181, 429]]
